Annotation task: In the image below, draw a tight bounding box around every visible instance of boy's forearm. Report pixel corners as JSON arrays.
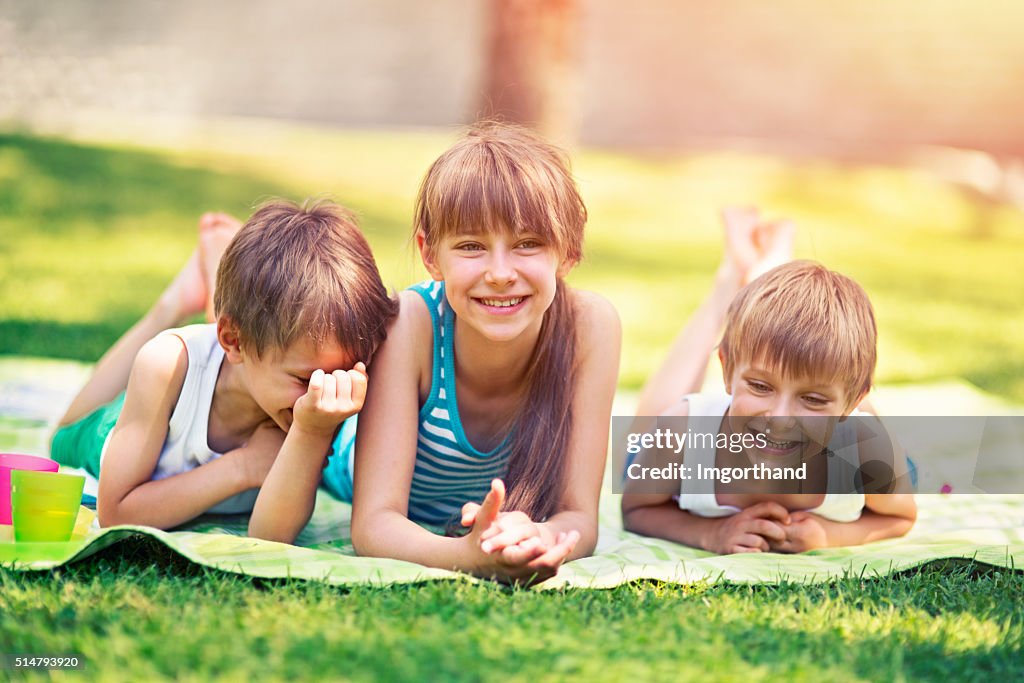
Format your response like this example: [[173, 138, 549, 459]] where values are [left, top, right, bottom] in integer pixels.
[[820, 510, 915, 547], [99, 454, 251, 529], [622, 501, 716, 551], [248, 427, 333, 543]]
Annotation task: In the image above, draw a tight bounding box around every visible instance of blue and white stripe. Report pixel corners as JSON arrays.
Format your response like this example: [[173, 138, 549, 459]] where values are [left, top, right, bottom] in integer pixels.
[[407, 280, 512, 525]]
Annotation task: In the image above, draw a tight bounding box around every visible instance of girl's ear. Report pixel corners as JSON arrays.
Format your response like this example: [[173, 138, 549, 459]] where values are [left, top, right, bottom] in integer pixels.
[[556, 256, 578, 279], [416, 229, 443, 281], [217, 316, 244, 364]]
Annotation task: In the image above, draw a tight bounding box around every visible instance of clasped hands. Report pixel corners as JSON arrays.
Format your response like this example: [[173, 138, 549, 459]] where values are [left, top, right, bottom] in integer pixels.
[[705, 501, 829, 554], [460, 479, 581, 584]]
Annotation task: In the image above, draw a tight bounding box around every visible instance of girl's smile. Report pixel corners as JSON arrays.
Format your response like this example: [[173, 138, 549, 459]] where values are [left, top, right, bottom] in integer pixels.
[[419, 227, 570, 344], [474, 294, 530, 315]]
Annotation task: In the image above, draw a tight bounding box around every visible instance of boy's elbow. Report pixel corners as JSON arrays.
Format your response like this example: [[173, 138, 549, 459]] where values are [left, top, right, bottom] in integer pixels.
[[898, 500, 918, 531], [97, 508, 135, 529], [96, 496, 126, 528], [620, 497, 649, 534], [621, 509, 640, 534]]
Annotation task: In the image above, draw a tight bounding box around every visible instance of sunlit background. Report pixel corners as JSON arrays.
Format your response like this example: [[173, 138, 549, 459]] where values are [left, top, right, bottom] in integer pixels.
[[1, 0, 1022, 403]]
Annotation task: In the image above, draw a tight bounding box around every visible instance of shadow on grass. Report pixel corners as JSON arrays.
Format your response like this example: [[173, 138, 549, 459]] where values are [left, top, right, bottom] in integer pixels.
[[0, 132, 416, 361], [0, 318, 152, 362], [0, 132, 293, 229]]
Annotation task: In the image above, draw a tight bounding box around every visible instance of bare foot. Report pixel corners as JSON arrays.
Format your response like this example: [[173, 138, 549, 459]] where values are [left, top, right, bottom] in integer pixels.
[[198, 212, 243, 322], [720, 206, 762, 283], [156, 249, 208, 325], [748, 218, 795, 283]]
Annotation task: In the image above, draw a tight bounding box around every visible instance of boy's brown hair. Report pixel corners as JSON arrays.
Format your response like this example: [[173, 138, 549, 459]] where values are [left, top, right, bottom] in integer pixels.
[[214, 198, 397, 362], [719, 260, 877, 409]]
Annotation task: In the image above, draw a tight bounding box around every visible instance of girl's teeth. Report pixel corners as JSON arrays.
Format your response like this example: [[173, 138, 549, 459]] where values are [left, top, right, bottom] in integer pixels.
[[766, 438, 795, 449], [481, 297, 523, 307]]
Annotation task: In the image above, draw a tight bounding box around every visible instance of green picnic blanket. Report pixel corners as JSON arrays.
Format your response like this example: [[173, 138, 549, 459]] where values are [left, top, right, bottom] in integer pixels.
[[2, 356, 1022, 588]]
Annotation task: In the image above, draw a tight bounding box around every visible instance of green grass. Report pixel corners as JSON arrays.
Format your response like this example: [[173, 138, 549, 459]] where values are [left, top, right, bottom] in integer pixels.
[[1, 125, 1023, 398], [1, 123, 1023, 680], [1, 541, 1021, 682]]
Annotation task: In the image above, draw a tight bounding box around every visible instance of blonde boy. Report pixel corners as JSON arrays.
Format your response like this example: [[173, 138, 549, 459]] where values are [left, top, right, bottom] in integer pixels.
[[622, 260, 916, 554]]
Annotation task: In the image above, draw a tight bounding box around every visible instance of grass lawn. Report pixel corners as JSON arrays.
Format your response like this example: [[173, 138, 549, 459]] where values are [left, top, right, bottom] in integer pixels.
[[1, 122, 1022, 680], [2, 541, 1022, 682]]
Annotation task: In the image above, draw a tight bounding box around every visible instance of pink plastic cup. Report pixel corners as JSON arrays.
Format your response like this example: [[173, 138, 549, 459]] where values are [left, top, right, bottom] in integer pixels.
[[0, 453, 60, 525]]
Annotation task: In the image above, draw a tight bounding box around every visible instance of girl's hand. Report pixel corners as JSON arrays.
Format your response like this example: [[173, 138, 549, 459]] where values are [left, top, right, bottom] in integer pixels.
[[770, 511, 829, 553], [702, 501, 790, 554], [462, 480, 580, 584], [292, 363, 368, 437]]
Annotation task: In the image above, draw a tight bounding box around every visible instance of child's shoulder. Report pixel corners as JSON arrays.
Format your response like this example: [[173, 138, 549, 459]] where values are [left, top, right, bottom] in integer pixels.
[[134, 331, 190, 383], [568, 289, 621, 340], [395, 287, 436, 332]]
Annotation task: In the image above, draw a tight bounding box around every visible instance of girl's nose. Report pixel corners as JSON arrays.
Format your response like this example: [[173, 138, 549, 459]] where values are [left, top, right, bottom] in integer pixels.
[[484, 249, 518, 286]]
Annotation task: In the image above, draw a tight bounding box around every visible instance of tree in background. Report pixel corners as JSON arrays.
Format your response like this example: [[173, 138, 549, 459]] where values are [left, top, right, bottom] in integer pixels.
[[480, 0, 580, 145]]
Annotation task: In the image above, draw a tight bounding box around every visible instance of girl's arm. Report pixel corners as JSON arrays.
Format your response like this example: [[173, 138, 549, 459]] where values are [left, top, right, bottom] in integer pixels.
[[472, 291, 622, 567], [351, 292, 574, 582], [536, 290, 621, 557], [350, 292, 492, 568], [97, 335, 260, 528]]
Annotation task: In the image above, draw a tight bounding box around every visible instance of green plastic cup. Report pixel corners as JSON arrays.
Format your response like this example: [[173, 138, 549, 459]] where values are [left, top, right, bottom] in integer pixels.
[[11, 470, 85, 543]]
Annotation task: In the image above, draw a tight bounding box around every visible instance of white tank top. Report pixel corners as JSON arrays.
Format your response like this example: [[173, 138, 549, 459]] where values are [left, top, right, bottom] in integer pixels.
[[676, 392, 865, 523], [107, 324, 258, 515]]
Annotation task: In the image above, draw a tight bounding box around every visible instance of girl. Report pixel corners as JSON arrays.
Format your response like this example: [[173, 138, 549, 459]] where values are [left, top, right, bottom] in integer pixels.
[[328, 122, 621, 583]]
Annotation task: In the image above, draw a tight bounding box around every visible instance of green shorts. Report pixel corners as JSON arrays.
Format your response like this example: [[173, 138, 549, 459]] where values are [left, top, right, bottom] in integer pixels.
[[50, 392, 126, 478]]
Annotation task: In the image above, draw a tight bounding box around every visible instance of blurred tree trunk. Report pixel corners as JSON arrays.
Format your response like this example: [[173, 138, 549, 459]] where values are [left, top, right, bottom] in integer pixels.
[[480, 0, 580, 146]]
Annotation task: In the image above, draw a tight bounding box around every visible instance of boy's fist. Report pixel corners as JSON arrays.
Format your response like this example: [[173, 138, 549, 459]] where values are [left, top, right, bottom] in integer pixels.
[[292, 362, 368, 436]]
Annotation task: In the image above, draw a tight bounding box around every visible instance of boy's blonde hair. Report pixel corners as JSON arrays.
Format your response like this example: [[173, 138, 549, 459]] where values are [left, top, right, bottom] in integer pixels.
[[719, 260, 877, 409], [214, 198, 397, 362]]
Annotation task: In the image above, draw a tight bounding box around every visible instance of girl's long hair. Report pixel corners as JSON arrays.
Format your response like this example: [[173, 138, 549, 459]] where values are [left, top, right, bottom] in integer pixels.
[[415, 122, 586, 521]]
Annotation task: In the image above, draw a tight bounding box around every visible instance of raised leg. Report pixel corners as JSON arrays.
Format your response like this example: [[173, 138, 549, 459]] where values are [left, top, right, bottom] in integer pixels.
[[635, 207, 795, 416], [56, 212, 242, 427]]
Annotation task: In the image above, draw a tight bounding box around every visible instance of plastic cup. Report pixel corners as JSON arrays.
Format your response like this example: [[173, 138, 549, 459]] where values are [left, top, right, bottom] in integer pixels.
[[11, 470, 85, 543], [0, 453, 60, 525]]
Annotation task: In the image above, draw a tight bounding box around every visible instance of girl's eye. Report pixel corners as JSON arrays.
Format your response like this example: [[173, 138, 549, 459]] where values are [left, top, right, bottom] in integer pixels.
[[517, 239, 542, 249], [747, 381, 771, 393], [456, 242, 483, 252], [803, 395, 828, 406], [294, 376, 310, 386]]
